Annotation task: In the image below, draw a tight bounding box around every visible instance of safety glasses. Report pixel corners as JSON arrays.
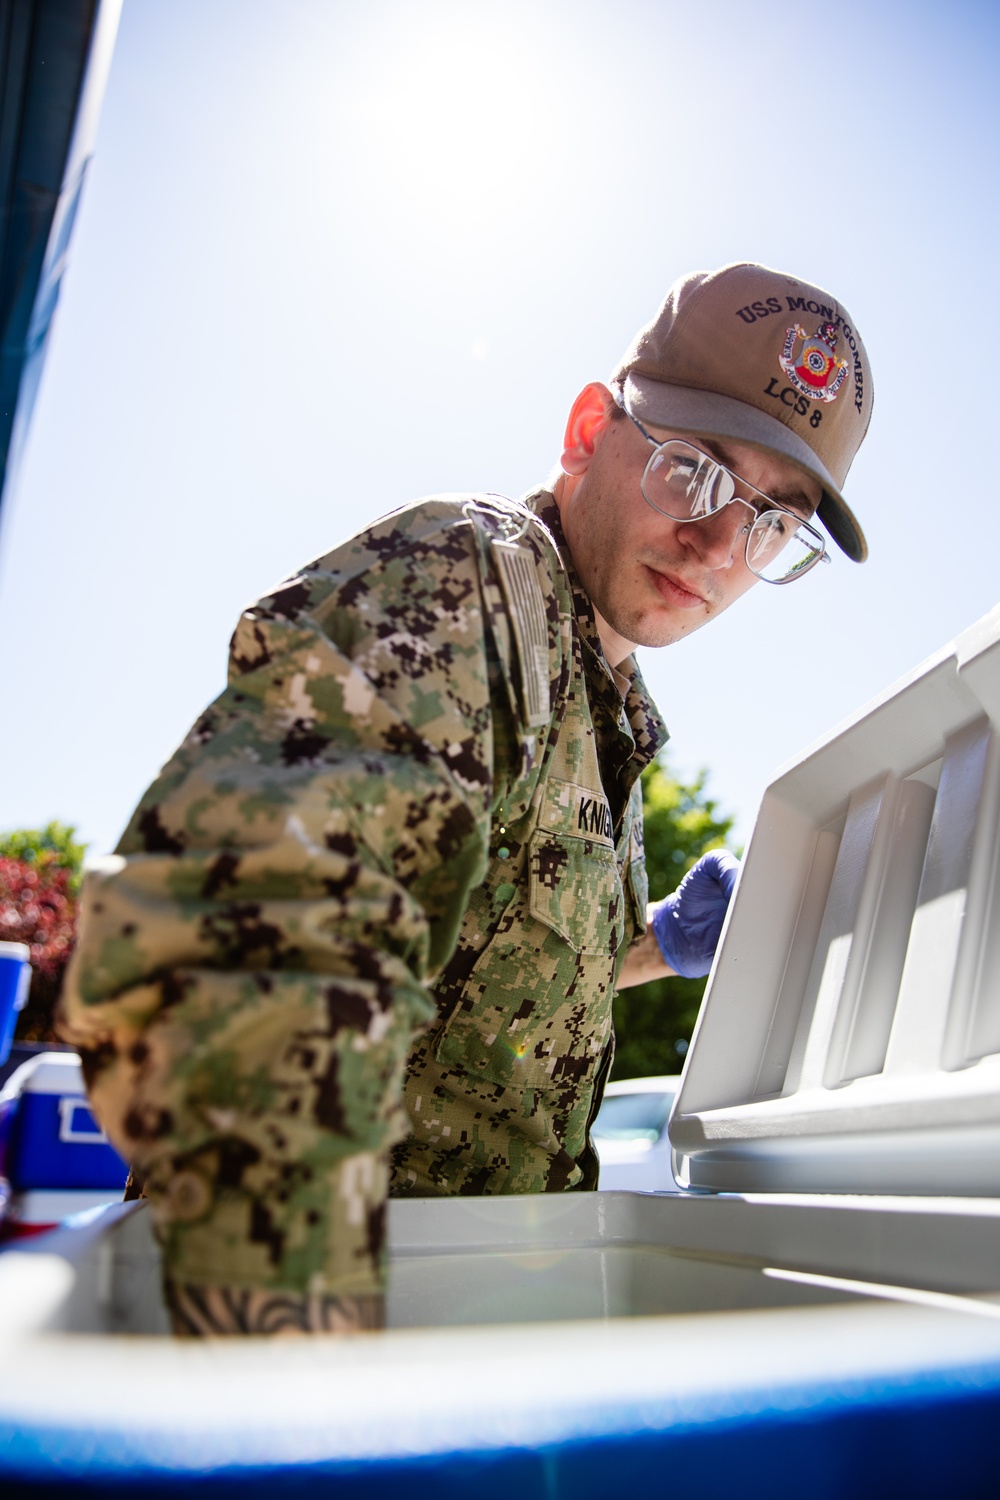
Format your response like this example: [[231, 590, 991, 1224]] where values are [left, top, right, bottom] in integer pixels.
[[623, 410, 830, 585]]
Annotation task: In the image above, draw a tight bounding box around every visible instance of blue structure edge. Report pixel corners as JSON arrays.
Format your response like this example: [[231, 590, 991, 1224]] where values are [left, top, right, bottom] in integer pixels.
[[2, 1357, 1000, 1498]]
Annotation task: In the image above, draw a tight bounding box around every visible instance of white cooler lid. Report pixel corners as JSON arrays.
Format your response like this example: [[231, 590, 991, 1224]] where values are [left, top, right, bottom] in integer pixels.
[[0, 1052, 85, 1099], [670, 603, 1000, 1198]]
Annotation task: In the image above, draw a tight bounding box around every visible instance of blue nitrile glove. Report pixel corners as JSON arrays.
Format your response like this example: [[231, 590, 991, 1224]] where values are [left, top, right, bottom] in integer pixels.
[[650, 850, 740, 978]]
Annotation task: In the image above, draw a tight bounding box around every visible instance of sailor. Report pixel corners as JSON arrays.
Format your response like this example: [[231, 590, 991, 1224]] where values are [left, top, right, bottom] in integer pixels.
[[61, 263, 874, 1335]]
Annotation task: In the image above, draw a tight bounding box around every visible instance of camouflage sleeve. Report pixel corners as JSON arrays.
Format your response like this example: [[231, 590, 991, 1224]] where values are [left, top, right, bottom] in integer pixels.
[[60, 514, 499, 1301]]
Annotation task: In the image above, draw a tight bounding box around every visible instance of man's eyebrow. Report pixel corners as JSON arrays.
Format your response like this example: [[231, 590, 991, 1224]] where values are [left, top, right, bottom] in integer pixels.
[[696, 435, 818, 518]]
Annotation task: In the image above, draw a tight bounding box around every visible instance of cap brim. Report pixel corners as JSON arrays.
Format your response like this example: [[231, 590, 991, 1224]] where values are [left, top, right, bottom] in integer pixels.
[[621, 376, 867, 563]]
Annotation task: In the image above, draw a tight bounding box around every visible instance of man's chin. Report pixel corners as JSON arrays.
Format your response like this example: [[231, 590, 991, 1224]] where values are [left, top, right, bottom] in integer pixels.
[[616, 604, 716, 651], [637, 622, 708, 649]]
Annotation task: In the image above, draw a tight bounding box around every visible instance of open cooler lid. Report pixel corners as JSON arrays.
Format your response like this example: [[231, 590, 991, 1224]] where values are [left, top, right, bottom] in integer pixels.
[[670, 603, 1000, 1197]]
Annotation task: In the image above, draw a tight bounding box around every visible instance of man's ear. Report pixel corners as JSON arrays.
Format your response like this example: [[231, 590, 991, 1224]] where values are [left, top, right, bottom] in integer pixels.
[[559, 383, 617, 476]]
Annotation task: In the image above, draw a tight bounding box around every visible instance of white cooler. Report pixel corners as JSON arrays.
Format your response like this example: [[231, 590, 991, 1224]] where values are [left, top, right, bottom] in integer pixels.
[[4, 607, 1000, 1498]]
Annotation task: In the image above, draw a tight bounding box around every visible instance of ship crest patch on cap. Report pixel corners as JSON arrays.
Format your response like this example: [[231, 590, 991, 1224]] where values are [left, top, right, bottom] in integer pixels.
[[779, 321, 848, 404]]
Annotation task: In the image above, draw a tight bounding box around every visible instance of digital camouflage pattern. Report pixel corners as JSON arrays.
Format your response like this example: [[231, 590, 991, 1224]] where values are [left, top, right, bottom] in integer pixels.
[[61, 492, 667, 1298]]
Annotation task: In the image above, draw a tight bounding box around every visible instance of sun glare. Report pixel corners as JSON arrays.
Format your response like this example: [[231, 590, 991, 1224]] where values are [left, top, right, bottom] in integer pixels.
[[342, 6, 566, 240]]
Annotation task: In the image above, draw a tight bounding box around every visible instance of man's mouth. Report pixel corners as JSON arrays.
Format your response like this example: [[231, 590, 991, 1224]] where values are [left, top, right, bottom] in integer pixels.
[[647, 566, 708, 610]]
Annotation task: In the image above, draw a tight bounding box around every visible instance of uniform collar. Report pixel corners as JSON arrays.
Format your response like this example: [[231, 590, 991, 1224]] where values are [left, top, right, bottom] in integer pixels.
[[526, 489, 669, 773]]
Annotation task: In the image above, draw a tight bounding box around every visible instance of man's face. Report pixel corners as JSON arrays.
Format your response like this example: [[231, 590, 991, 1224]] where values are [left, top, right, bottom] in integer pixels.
[[556, 393, 823, 661]]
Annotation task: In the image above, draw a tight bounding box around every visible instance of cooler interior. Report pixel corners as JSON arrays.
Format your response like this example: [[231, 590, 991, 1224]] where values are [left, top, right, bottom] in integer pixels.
[[22, 1190, 1000, 1339]]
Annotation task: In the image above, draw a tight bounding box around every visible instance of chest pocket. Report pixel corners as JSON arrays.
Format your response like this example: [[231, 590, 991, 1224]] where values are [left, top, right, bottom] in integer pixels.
[[528, 777, 625, 956], [430, 778, 625, 1094]]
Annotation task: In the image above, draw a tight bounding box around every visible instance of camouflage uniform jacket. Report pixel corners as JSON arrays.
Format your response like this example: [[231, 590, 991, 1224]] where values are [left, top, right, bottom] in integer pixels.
[[61, 490, 667, 1300]]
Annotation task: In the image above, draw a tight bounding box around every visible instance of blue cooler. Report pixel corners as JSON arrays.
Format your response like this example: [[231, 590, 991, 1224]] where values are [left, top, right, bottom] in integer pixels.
[[0, 1051, 128, 1237], [9, 614, 1000, 1494], [0, 941, 31, 1064]]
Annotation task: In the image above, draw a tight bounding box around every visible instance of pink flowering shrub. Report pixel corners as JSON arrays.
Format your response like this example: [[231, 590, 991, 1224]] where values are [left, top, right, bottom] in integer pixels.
[[0, 853, 79, 1041]]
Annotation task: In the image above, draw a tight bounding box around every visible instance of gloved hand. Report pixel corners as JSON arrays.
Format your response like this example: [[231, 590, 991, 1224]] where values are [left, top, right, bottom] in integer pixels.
[[650, 849, 740, 978]]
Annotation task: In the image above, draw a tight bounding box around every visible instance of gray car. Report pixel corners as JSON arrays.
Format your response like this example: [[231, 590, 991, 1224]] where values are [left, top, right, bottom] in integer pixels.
[[592, 1075, 682, 1192]]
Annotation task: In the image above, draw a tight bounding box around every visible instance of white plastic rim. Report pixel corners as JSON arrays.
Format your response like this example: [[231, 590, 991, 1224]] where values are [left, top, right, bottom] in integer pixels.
[[0, 942, 30, 960]]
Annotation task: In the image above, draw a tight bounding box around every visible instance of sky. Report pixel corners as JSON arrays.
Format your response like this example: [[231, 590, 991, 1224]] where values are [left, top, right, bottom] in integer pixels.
[[1, 0, 998, 859]]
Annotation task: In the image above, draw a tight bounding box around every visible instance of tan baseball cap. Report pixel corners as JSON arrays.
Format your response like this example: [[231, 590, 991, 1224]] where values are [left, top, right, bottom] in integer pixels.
[[611, 263, 874, 561]]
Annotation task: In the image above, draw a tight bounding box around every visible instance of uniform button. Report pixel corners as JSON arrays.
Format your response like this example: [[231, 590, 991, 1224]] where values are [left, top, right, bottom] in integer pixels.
[[167, 1170, 213, 1222]]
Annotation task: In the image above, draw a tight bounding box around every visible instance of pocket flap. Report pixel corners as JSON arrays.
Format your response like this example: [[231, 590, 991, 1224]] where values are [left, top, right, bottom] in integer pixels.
[[528, 831, 624, 955]]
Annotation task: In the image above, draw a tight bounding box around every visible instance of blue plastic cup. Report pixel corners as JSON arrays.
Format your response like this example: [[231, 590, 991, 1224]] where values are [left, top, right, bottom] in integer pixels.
[[0, 942, 31, 1064]]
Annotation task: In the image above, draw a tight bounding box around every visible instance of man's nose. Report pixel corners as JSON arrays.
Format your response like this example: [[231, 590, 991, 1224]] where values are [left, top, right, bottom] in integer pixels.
[[678, 503, 747, 570]]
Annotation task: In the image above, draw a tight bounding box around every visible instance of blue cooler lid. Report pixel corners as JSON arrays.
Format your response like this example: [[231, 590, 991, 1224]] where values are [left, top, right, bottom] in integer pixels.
[[0, 1052, 128, 1192], [0, 942, 31, 1066]]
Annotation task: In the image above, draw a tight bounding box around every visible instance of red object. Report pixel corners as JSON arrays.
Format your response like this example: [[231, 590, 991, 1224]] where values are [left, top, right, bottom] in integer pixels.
[[0, 1217, 55, 1242], [795, 355, 834, 388], [0, 857, 78, 1030]]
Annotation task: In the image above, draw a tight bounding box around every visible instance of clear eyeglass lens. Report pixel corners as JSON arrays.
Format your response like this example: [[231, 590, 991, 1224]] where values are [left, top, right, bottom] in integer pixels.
[[643, 440, 823, 585], [645, 444, 735, 520], [746, 513, 822, 583]]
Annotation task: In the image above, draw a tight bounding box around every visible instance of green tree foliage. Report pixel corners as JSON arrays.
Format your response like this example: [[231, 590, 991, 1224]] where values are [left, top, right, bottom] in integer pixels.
[[0, 822, 87, 1041], [612, 757, 737, 1081], [0, 821, 86, 894]]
